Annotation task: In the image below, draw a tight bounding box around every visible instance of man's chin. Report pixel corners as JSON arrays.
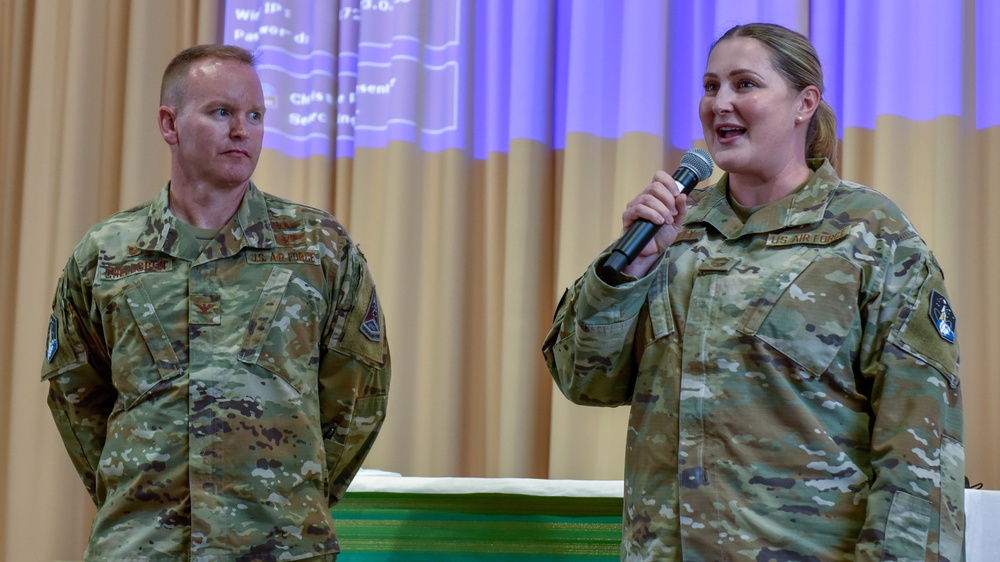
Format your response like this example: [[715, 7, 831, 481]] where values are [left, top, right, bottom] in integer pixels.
[[217, 169, 256, 189]]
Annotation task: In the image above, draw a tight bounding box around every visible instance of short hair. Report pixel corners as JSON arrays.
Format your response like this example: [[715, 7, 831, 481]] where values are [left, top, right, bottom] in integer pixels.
[[712, 23, 839, 164], [159, 44, 258, 108]]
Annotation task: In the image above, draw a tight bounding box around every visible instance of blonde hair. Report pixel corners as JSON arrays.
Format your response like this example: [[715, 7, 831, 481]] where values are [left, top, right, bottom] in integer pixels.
[[160, 45, 258, 108], [713, 23, 838, 164]]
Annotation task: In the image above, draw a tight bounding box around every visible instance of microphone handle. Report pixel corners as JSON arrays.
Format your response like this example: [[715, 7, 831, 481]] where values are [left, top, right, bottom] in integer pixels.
[[601, 167, 700, 278]]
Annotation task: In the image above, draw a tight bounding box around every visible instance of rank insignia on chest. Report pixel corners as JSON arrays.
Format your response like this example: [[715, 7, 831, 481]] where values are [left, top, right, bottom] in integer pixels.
[[672, 228, 704, 244], [360, 288, 382, 342], [698, 256, 740, 273], [929, 289, 956, 344], [46, 314, 58, 362]]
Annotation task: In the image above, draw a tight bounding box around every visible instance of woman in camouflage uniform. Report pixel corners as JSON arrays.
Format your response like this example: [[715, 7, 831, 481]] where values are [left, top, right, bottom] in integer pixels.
[[544, 23, 963, 561]]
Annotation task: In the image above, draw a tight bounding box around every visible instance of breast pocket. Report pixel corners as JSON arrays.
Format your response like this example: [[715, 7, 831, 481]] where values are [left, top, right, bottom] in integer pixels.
[[104, 281, 182, 410], [736, 252, 861, 378], [238, 265, 325, 394]]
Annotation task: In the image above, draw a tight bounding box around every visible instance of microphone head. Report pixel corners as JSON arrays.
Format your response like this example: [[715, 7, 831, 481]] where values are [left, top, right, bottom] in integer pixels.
[[680, 148, 714, 181]]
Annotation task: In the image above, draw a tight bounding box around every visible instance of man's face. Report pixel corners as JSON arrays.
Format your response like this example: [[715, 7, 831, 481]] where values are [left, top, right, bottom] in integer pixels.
[[164, 58, 265, 190]]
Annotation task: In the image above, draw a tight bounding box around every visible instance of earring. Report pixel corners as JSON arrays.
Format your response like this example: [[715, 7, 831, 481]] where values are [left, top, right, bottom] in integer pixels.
[[796, 116, 803, 123]]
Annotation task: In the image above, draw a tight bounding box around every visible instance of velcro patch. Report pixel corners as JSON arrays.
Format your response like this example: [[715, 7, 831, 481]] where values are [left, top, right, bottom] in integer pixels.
[[672, 228, 704, 244], [929, 289, 956, 344], [360, 289, 382, 342], [100, 260, 172, 281], [766, 227, 849, 247], [190, 294, 222, 326], [246, 250, 318, 265], [698, 256, 740, 273]]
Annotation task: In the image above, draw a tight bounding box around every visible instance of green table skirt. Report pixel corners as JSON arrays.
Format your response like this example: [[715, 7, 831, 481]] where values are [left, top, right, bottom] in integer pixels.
[[333, 491, 623, 561]]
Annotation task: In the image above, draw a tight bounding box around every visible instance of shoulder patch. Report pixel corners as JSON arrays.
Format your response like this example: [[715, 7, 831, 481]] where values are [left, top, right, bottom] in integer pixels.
[[929, 289, 956, 344], [46, 314, 59, 362], [360, 288, 382, 342]]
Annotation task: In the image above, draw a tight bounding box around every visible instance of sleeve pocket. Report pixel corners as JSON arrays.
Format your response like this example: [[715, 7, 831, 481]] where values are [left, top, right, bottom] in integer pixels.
[[882, 491, 931, 562], [887, 272, 960, 389], [330, 268, 388, 369], [937, 435, 965, 561], [41, 307, 88, 381]]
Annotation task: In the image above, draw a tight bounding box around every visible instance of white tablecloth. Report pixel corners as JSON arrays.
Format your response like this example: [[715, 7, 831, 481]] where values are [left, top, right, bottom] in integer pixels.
[[348, 474, 623, 497], [965, 488, 1000, 562]]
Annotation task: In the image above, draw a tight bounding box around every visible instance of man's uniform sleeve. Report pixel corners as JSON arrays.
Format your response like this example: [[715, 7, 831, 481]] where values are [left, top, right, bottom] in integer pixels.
[[40, 255, 116, 504], [542, 253, 661, 407], [855, 237, 965, 561], [319, 244, 390, 505]]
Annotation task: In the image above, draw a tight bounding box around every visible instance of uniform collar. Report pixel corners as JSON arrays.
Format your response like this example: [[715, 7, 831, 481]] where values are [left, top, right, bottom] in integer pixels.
[[684, 159, 840, 239], [133, 181, 277, 259]]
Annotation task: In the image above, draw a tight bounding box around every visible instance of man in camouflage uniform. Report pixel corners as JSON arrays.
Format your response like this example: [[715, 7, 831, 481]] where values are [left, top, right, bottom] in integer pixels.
[[42, 45, 389, 561], [543, 159, 964, 560]]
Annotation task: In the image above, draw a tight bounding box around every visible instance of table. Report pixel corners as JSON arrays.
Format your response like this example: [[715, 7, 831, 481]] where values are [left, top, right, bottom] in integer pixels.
[[335, 476, 623, 561], [335, 475, 999, 561]]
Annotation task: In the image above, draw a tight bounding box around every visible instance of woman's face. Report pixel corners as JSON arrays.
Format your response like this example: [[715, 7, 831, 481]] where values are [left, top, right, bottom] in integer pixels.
[[699, 37, 807, 181]]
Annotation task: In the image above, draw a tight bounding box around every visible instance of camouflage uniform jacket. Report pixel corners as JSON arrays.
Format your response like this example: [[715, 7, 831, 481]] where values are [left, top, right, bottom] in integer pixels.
[[544, 160, 964, 561], [42, 183, 390, 561]]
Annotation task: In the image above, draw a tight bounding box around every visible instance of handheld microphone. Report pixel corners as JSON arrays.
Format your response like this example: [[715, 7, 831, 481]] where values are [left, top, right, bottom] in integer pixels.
[[602, 148, 714, 277]]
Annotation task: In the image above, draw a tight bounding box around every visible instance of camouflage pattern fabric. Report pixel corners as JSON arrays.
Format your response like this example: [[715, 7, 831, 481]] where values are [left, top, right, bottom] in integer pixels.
[[42, 183, 390, 561], [543, 160, 964, 561]]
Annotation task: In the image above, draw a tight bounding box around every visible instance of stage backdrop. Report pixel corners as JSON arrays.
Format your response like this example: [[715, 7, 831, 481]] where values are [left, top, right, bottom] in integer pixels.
[[2, 1, 998, 560]]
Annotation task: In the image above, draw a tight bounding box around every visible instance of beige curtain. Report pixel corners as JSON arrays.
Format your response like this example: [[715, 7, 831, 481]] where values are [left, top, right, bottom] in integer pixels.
[[1, 1, 224, 560], [2, 1, 997, 561]]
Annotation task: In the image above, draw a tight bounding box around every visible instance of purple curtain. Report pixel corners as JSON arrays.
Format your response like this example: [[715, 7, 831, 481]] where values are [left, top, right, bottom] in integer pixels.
[[224, 0, 997, 158]]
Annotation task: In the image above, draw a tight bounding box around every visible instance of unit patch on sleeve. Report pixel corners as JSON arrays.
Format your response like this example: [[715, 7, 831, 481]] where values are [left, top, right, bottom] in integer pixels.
[[360, 288, 382, 342], [929, 289, 956, 344], [46, 314, 59, 362]]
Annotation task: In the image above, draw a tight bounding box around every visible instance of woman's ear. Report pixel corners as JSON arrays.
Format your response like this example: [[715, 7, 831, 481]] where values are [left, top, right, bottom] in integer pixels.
[[797, 85, 821, 122]]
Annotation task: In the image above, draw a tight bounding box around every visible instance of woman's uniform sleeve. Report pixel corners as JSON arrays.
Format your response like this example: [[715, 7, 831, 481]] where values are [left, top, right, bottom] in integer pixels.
[[319, 244, 390, 505], [855, 236, 964, 561], [542, 254, 662, 407], [40, 255, 116, 504]]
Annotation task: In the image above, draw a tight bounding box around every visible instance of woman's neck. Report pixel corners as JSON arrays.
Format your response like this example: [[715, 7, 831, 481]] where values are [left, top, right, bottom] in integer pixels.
[[727, 160, 812, 207]]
